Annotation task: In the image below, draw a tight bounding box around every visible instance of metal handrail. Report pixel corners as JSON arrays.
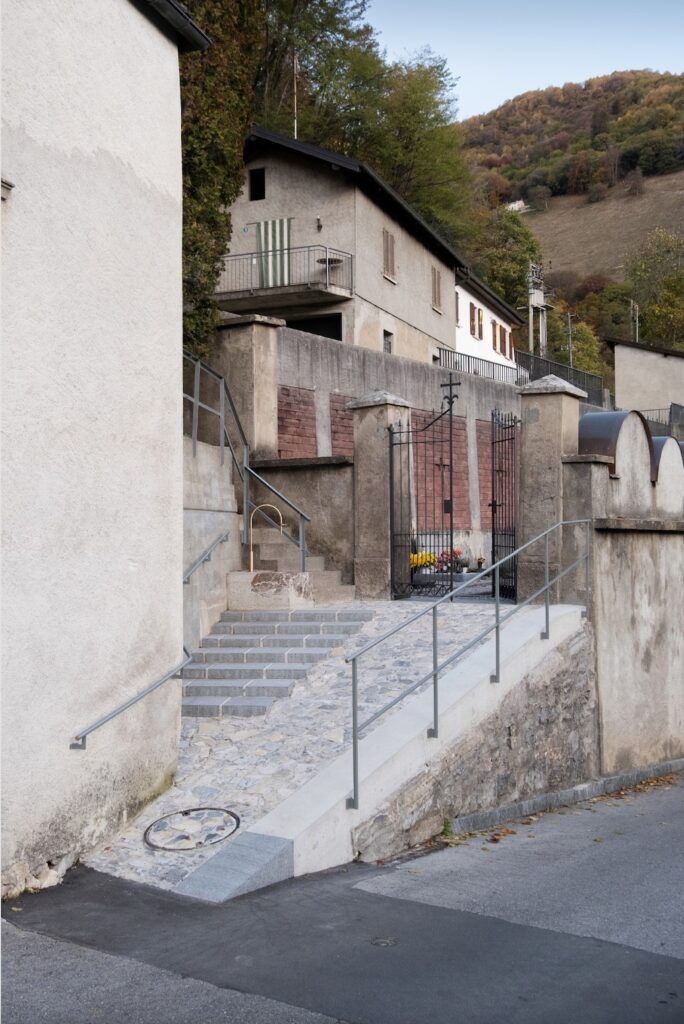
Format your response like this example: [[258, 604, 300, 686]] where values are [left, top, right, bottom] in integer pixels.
[[345, 518, 591, 809], [70, 647, 193, 750], [183, 350, 310, 571], [183, 531, 229, 584]]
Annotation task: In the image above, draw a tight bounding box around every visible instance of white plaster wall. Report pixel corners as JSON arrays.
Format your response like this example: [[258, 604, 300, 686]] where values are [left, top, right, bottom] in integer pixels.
[[614, 345, 684, 411], [353, 190, 455, 357], [1, 0, 184, 894], [454, 284, 516, 367], [229, 152, 356, 258]]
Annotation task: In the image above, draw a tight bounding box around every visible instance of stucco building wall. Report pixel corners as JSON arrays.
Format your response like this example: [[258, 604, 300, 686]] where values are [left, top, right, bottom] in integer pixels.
[[1, 0, 184, 895], [614, 343, 684, 411]]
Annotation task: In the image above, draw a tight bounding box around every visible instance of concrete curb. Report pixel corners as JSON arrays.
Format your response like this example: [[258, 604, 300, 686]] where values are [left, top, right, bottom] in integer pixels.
[[448, 758, 684, 834]]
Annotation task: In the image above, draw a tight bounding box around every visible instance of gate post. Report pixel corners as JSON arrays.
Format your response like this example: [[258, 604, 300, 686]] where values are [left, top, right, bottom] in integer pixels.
[[517, 375, 585, 601], [348, 391, 410, 600]]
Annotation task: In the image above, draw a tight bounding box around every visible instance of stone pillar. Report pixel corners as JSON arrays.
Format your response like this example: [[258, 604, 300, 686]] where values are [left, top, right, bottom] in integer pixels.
[[213, 314, 283, 459], [517, 375, 585, 600], [349, 391, 410, 600]]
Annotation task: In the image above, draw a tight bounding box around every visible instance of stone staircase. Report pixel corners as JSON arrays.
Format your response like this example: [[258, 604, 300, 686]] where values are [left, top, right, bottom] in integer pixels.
[[182, 607, 373, 718], [245, 526, 356, 605]]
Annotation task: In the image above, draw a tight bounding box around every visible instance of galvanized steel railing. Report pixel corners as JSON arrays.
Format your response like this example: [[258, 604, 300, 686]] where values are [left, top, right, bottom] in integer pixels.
[[183, 351, 310, 570], [345, 519, 591, 809], [216, 245, 353, 296]]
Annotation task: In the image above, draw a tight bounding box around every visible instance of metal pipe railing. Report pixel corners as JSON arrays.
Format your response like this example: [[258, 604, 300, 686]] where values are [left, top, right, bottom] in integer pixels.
[[216, 245, 354, 296], [345, 518, 591, 809], [182, 531, 229, 584], [70, 647, 193, 750], [183, 351, 310, 571]]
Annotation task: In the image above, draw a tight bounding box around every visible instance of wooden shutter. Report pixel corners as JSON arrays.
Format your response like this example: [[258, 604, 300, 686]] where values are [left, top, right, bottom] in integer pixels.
[[492, 320, 497, 349], [470, 303, 476, 335], [432, 267, 441, 310], [383, 229, 395, 278], [478, 308, 484, 339]]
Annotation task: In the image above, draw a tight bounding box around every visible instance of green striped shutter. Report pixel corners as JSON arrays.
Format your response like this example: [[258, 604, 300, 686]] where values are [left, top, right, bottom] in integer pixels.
[[256, 219, 292, 287]]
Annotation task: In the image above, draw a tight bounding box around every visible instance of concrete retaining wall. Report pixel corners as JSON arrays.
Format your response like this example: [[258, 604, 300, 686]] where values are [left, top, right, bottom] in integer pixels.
[[353, 625, 599, 861], [183, 438, 242, 650]]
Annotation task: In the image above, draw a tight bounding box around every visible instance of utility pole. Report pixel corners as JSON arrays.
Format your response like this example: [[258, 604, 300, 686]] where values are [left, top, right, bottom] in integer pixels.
[[566, 311, 577, 367], [630, 299, 640, 344], [293, 51, 299, 140]]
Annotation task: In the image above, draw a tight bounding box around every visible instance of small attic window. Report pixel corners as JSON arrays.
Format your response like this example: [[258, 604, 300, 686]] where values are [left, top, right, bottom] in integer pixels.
[[249, 168, 265, 201]]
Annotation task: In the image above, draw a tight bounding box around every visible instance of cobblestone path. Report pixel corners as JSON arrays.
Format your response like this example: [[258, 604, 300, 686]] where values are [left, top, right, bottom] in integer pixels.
[[85, 599, 496, 889]]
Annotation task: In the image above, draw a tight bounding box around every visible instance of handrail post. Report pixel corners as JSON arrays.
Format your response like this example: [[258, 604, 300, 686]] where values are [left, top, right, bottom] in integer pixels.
[[219, 381, 225, 467], [346, 658, 360, 810], [490, 563, 500, 683], [541, 531, 550, 639], [325, 245, 330, 288], [192, 358, 200, 457], [583, 519, 590, 618], [428, 604, 439, 737], [243, 445, 250, 547], [299, 516, 306, 573]]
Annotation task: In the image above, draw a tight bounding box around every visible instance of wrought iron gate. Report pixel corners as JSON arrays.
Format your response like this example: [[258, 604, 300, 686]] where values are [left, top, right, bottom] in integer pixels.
[[490, 409, 519, 601], [389, 378, 461, 599]]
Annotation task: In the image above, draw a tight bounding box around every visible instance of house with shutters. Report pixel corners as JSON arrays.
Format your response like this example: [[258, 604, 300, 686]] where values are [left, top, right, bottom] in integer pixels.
[[216, 127, 523, 367]]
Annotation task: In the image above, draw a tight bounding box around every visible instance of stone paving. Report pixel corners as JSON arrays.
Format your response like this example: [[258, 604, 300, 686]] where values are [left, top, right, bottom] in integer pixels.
[[85, 598, 497, 890]]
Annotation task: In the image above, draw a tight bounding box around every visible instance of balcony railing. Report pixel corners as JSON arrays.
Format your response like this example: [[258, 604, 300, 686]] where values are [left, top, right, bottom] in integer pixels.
[[515, 350, 604, 406], [436, 348, 605, 406], [216, 245, 353, 296], [437, 349, 523, 385]]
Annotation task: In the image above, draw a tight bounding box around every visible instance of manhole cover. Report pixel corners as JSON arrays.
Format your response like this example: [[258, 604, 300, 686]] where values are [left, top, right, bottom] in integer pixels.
[[143, 807, 240, 851], [370, 937, 398, 947]]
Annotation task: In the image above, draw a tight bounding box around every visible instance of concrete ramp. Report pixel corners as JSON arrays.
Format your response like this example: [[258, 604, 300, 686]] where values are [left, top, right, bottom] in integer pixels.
[[175, 604, 588, 902]]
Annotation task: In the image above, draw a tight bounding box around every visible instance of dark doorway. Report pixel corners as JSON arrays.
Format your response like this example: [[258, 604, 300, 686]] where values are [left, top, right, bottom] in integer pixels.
[[285, 313, 343, 341]]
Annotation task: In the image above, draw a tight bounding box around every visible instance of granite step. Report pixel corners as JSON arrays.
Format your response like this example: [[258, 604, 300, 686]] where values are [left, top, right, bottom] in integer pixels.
[[183, 607, 373, 717]]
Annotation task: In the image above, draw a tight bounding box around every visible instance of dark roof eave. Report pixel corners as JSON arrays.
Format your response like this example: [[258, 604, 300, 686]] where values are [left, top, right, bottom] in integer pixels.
[[605, 337, 684, 360], [136, 0, 210, 51]]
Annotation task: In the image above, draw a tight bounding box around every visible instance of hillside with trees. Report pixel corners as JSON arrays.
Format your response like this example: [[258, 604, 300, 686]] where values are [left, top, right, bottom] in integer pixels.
[[463, 70, 684, 205]]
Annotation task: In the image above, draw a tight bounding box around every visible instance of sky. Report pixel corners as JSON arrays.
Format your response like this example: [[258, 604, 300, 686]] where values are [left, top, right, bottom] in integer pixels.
[[365, 0, 684, 120]]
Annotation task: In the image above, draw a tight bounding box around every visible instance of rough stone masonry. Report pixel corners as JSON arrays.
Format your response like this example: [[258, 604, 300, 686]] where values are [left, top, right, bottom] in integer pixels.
[[353, 624, 600, 862]]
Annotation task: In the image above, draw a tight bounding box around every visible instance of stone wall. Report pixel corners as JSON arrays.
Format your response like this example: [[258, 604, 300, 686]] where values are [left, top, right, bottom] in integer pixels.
[[214, 319, 521, 575], [353, 625, 599, 861], [518, 381, 684, 778]]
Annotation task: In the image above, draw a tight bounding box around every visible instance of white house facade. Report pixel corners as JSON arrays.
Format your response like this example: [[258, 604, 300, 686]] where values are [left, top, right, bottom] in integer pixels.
[[1, 0, 208, 897], [217, 128, 523, 366]]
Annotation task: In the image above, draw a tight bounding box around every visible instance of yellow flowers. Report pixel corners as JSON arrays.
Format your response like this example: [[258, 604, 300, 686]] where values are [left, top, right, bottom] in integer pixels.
[[410, 552, 436, 568]]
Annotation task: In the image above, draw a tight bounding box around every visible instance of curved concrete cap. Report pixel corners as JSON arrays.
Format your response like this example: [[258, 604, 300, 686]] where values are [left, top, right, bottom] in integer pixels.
[[579, 410, 657, 483], [347, 391, 410, 410], [653, 434, 684, 473], [517, 374, 587, 399]]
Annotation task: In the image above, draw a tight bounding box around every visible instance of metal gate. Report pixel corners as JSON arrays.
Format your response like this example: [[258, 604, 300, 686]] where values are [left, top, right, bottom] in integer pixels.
[[490, 409, 519, 601], [389, 378, 461, 599]]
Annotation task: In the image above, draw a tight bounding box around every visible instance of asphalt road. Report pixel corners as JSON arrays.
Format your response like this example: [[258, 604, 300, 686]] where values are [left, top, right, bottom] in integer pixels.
[[3, 777, 683, 1024]]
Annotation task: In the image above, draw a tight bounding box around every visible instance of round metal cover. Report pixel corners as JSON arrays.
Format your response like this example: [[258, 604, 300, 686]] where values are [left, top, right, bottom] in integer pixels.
[[143, 807, 240, 851]]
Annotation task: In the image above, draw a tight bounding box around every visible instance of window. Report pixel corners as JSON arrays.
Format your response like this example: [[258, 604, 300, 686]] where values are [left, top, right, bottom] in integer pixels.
[[383, 330, 393, 354], [431, 267, 442, 311], [508, 332, 515, 360], [499, 324, 507, 354], [492, 320, 498, 350], [455, 290, 460, 324], [470, 302, 476, 336], [382, 228, 396, 280], [477, 307, 484, 340], [249, 168, 265, 201]]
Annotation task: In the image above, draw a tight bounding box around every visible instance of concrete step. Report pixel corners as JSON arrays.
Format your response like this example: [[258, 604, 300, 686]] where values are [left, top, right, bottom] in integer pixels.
[[220, 608, 373, 623], [211, 620, 364, 636], [182, 696, 274, 718], [183, 678, 294, 700], [201, 633, 349, 650], [182, 662, 311, 680], [190, 647, 332, 664]]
